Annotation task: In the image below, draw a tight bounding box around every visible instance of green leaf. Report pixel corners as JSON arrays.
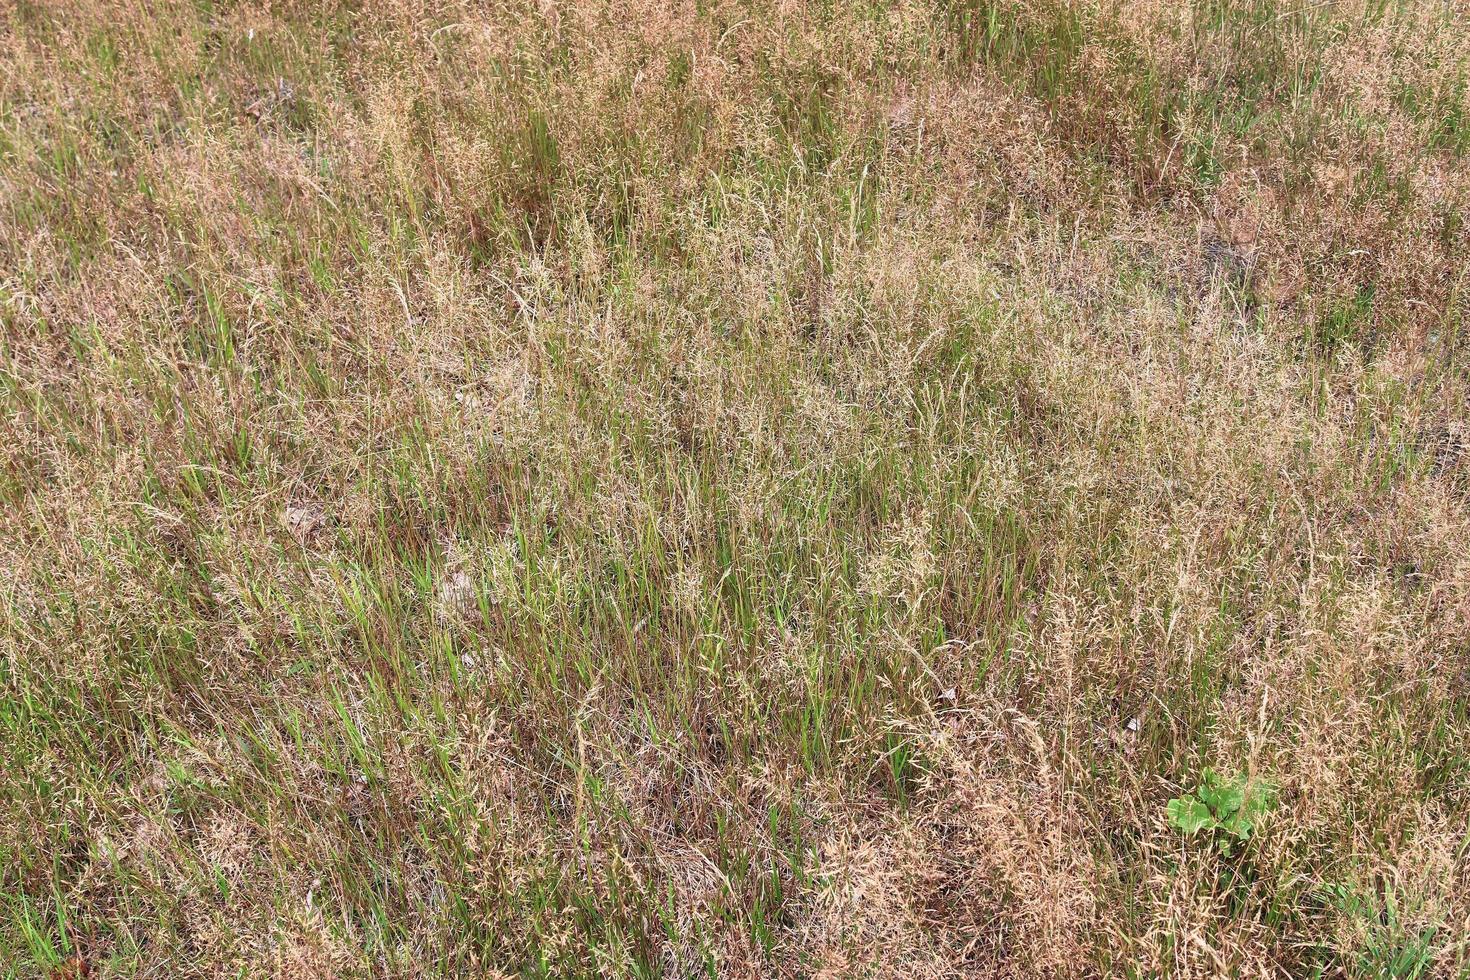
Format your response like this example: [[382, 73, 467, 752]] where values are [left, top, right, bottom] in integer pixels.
[[1240, 782, 1277, 820], [1218, 809, 1254, 840], [1197, 774, 1244, 818], [1166, 796, 1215, 835]]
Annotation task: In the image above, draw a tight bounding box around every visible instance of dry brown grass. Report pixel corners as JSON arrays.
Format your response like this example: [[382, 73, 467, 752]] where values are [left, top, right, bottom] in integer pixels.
[[3, 0, 1470, 976]]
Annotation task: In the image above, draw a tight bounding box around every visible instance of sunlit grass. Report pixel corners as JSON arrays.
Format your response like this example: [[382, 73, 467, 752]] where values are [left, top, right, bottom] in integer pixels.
[[2, 0, 1469, 976]]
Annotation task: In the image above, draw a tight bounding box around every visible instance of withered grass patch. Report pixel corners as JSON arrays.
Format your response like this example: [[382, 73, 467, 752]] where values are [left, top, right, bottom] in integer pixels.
[[3, 0, 1470, 976]]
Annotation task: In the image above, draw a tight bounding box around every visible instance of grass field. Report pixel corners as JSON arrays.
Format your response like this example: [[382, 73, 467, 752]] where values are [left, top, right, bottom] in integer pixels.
[[3, 0, 1470, 975]]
